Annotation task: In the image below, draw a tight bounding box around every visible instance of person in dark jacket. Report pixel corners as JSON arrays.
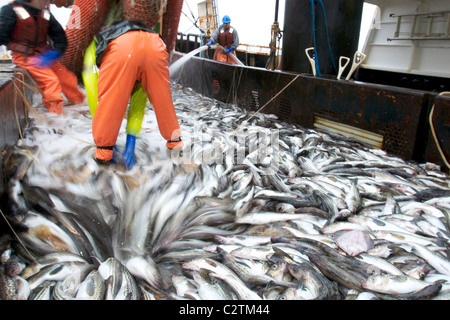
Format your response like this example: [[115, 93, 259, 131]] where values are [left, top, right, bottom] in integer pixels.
[[0, 0, 84, 114]]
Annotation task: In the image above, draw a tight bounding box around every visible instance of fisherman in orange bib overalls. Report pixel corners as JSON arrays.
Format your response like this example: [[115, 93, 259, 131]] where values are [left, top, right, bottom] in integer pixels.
[[90, 20, 183, 167], [206, 15, 240, 64], [0, 0, 85, 114]]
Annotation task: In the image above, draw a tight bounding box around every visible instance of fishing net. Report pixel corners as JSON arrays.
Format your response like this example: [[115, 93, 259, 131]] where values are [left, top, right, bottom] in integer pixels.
[[122, 0, 184, 53], [122, 0, 165, 29], [60, 0, 111, 76], [161, 0, 184, 54], [60, 0, 184, 76]]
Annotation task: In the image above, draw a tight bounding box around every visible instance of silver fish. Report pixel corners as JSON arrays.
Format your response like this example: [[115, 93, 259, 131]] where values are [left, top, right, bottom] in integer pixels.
[[76, 270, 106, 300], [30, 281, 54, 300], [124, 256, 162, 289], [192, 270, 232, 300], [26, 263, 76, 290], [408, 242, 450, 276], [214, 234, 272, 246], [0, 269, 16, 300], [14, 276, 31, 300], [362, 274, 440, 295], [182, 258, 262, 300], [235, 212, 308, 225], [286, 263, 340, 300], [171, 274, 200, 300], [217, 247, 294, 288], [53, 264, 93, 300], [356, 253, 404, 276]]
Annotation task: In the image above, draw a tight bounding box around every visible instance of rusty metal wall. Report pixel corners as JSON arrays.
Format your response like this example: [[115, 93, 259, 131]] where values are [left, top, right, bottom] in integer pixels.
[[170, 53, 447, 170], [0, 68, 33, 195]]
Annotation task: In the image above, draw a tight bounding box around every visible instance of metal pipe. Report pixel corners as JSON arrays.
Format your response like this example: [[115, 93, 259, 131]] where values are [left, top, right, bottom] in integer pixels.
[[395, 16, 402, 38], [410, 15, 417, 38], [446, 13, 450, 37], [388, 36, 450, 41], [274, 0, 279, 22], [390, 10, 450, 18], [427, 16, 434, 36]]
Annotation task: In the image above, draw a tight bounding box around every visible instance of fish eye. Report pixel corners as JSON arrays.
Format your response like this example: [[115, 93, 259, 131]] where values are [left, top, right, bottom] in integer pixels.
[[206, 260, 217, 267]]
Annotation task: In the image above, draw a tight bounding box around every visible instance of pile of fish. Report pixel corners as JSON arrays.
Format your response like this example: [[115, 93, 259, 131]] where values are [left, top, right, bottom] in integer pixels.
[[1, 84, 450, 300]]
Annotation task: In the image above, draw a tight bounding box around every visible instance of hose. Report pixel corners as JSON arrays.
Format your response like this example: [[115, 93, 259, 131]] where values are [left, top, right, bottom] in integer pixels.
[[429, 92, 450, 170], [310, 0, 321, 77], [310, 0, 337, 76]]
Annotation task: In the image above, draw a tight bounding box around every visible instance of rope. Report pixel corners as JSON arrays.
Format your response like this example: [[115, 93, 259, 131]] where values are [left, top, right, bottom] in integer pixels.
[[12, 74, 40, 163], [242, 74, 300, 125], [429, 91, 450, 170], [2, 71, 41, 264], [13, 74, 94, 146], [0, 208, 38, 264], [227, 67, 244, 105]]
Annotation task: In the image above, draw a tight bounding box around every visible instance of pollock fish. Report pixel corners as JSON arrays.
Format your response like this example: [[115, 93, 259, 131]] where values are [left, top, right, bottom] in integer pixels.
[[53, 264, 93, 300], [20, 212, 80, 255], [21, 252, 89, 279], [408, 242, 450, 275], [0, 268, 16, 300], [192, 270, 233, 300], [124, 256, 162, 289], [2, 82, 450, 301], [26, 263, 78, 290], [76, 270, 106, 300], [217, 247, 294, 288], [29, 281, 54, 300], [214, 235, 272, 246], [182, 258, 262, 300], [362, 274, 441, 295], [283, 227, 337, 248], [355, 253, 404, 276], [307, 254, 368, 291], [236, 212, 311, 225], [348, 215, 414, 234], [172, 274, 200, 300], [286, 263, 340, 300], [372, 230, 444, 247]]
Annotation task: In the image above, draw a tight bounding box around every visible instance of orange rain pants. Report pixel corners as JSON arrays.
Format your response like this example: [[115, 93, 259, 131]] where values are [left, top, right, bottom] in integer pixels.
[[92, 31, 183, 161], [214, 49, 237, 65], [12, 52, 85, 114]]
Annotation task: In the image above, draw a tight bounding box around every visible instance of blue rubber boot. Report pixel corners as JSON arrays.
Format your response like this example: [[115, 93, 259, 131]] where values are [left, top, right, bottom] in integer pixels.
[[121, 134, 136, 169]]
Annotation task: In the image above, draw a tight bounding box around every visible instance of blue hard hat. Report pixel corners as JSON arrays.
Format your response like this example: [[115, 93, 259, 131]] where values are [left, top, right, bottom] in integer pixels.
[[222, 15, 231, 24]]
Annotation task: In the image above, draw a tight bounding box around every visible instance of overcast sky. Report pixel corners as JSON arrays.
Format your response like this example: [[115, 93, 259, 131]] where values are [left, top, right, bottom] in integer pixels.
[[0, 0, 375, 50], [179, 0, 286, 47]]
